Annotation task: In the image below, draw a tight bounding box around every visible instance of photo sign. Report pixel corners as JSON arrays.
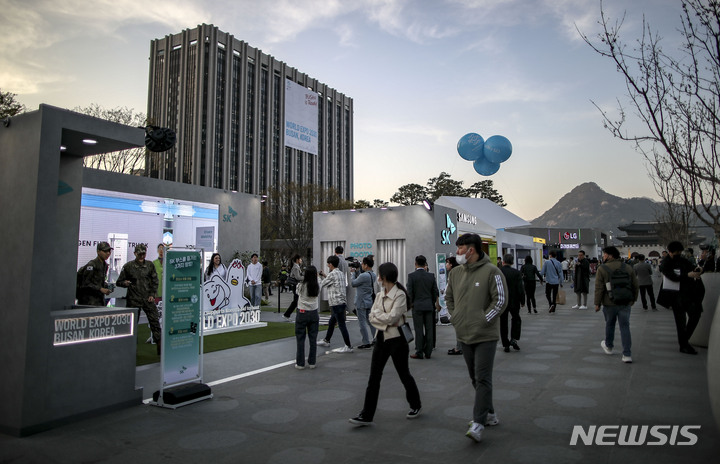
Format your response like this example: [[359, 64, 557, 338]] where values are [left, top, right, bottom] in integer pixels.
[[162, 249, 203, 386]]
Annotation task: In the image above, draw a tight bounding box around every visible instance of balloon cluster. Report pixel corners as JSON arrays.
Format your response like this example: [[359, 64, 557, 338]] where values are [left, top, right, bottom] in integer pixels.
[[456, 133, 512, 176]]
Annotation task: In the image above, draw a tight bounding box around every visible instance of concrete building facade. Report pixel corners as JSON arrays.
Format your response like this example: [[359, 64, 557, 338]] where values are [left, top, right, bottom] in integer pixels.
[[146, 24, 354, 201]]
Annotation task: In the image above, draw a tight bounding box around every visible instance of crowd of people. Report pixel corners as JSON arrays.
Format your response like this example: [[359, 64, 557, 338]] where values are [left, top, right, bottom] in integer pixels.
[[76, 236, 712, 443]]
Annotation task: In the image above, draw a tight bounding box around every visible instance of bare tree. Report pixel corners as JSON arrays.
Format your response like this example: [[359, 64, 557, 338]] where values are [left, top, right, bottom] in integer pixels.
[[580, 0, 720, 241], [262, 182, 353, 258], [74, 104, 147, 174]]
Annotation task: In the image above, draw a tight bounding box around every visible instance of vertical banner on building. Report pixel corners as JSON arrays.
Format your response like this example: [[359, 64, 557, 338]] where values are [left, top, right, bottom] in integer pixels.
[[436, 253, 448, 318], [284, 79, 319, 155], [162, 249, 203, 386]]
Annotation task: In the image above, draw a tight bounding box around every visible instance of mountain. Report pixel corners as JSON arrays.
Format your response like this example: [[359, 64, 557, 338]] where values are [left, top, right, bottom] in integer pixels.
[[530, 182, 661, 240]]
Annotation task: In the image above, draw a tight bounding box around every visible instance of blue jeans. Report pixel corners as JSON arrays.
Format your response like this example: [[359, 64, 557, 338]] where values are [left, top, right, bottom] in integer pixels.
[[324, 304, 352, 347], [356, 307, 375, 345], [460, 339, 497, 424], [602, 305, 632, 356], [295, 310, 319, 366], [249, 284, 262, 307]]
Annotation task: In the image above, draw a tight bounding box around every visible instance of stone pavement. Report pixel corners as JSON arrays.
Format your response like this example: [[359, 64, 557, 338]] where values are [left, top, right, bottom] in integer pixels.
[[1, 283, 718, 464]]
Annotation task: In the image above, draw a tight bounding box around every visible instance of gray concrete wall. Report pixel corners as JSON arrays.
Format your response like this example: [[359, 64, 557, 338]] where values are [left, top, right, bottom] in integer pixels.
[[312, 205, 457, 279], [0, 105, 172, 435]]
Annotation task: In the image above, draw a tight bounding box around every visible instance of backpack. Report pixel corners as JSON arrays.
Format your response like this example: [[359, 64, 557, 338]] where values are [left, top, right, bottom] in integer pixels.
[[76, 264, 89, 299], [601, 263, 633, 305]]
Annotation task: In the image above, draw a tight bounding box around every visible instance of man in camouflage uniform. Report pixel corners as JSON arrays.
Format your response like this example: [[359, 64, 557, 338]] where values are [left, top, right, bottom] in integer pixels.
[[77, 241, 113, 306], [118, 244, 162, 353]]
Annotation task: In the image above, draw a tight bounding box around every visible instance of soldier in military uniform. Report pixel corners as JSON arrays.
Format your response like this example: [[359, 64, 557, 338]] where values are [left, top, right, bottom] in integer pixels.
[[118, 244, 162, 353], [76, 241, 113, 306]]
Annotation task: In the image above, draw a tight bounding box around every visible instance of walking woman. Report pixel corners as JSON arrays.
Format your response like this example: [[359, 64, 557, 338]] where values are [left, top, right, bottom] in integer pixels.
[[349, 262, 422, 426], [294, 265, 321, 369], [520, 256, 542, 314], [205, 253, 227, 281], [282, 254, 303, 321]]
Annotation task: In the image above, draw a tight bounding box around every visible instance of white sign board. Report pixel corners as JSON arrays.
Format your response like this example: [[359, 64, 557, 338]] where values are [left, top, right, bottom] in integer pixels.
[[284, 79, 318, 155]]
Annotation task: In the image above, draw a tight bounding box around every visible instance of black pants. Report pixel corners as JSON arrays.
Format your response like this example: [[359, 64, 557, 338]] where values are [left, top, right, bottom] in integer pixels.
[[545, 283, 559, 308], [671, 302, 702, 348], [360, 331, 421, 420], [639, 284, 656, 309], [283, 285, 298, 318], [500, 305, 522, 347], [524, 280, 537, 310]]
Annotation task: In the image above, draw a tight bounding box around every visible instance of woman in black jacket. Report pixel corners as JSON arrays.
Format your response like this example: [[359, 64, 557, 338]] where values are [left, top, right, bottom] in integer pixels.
[[520, 256, 542, 314]]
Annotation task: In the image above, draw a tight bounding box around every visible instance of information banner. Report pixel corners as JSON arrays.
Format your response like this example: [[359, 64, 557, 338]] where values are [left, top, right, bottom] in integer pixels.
[[284, 79, 318, 155], [162, 250, 203, 386], [436, 253, 448, 317]]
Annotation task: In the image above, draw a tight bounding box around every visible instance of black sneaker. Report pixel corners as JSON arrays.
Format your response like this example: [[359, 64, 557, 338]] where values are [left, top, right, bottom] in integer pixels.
[[349, 414, 374, 426], [510, 339, 520, 351], [503, 346, 510, 352], [407, 408, 421, 419]]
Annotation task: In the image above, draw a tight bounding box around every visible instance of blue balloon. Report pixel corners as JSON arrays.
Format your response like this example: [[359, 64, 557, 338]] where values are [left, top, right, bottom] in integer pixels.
[[473, 156, 500, 176], [483, 135, 512, 163], [457, 133, 485, 161]]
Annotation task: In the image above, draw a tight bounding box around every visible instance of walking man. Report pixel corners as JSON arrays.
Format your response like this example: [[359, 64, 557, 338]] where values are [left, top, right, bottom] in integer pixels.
[[407, 255, 440, 359], [317, 255, 353, 352], [499, 254, 524, 352], [595, 246, 639, 363], [446, 233, 507, 443], [540, 250, 563, 313], [633, 254, 657, 311], [117, 244, 162, 354]]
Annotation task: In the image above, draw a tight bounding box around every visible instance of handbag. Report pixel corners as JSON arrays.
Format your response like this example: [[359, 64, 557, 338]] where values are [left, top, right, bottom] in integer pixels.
[[398, 321, 414, 343], [556, 288, 566, 305]]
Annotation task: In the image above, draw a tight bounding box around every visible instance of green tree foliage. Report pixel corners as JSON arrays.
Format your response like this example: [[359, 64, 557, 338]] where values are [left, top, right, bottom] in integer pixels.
[[354, 199, 371, 209], [390, 173, 507, 207], [262, 182, 353, 259], [467, 180, 507, 206], [74, 104, 147, 175], [390, 183, 427, 205], [426, 172, 466, 201], [373, 199, 389, 208], [0, 90, 25, 119]]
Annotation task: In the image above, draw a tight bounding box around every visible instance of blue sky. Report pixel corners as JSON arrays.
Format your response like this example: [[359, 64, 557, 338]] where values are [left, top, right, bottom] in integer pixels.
[[1, 0, 684, 221]]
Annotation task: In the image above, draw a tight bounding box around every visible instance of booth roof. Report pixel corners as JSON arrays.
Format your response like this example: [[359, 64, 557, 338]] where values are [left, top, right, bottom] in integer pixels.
[[436, 196, 531, 229]]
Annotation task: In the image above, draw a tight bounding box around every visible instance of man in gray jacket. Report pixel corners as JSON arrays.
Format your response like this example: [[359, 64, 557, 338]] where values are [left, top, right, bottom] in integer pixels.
[[446, 233, 508, 443]]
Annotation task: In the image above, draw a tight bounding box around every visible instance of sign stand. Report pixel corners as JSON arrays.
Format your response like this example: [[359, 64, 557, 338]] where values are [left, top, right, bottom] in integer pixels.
[[150, 248, 212, 409]]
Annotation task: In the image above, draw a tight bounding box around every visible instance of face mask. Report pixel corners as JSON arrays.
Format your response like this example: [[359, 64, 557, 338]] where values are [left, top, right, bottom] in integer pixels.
[[456, 252, 468, 265]]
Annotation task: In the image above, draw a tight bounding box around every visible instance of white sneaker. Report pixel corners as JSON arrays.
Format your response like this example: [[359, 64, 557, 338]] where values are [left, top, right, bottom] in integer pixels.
[[334, 345, 353, 353], [601, 340, 613, 355], [466, 422, 484, 442], [485, 413, 499, 426], [282, 315, 292, 322], [308, 364, 316, 369], [622, 355, 632, 363], [317, 339, 330, 347], [294, 364, 305, 370], [571, 305, 579, 309], [579, 305, 588, 309]]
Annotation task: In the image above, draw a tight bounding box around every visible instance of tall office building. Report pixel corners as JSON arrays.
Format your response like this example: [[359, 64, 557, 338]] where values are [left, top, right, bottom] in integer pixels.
[[146, 24, 353, 200]]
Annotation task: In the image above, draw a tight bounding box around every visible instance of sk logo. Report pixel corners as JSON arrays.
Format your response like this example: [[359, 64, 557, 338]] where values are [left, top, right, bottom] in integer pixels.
[[441, 214, 457, 245], [223, 206, 238, 223]]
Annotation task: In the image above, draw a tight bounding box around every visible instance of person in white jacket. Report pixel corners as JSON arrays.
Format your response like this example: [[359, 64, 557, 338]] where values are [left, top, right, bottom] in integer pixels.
[[348, 262, 422, 426]]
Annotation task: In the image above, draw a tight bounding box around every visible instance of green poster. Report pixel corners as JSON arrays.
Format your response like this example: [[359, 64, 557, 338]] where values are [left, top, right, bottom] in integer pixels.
[[162, 250, 202, 386]]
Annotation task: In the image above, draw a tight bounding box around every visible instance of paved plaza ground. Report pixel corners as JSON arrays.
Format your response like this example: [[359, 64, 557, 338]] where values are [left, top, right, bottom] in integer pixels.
[[1, 281, 718, 464]]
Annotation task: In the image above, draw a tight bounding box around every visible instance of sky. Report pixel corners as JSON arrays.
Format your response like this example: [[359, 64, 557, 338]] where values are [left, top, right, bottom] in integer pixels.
[[1, 0, 686, 221]]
